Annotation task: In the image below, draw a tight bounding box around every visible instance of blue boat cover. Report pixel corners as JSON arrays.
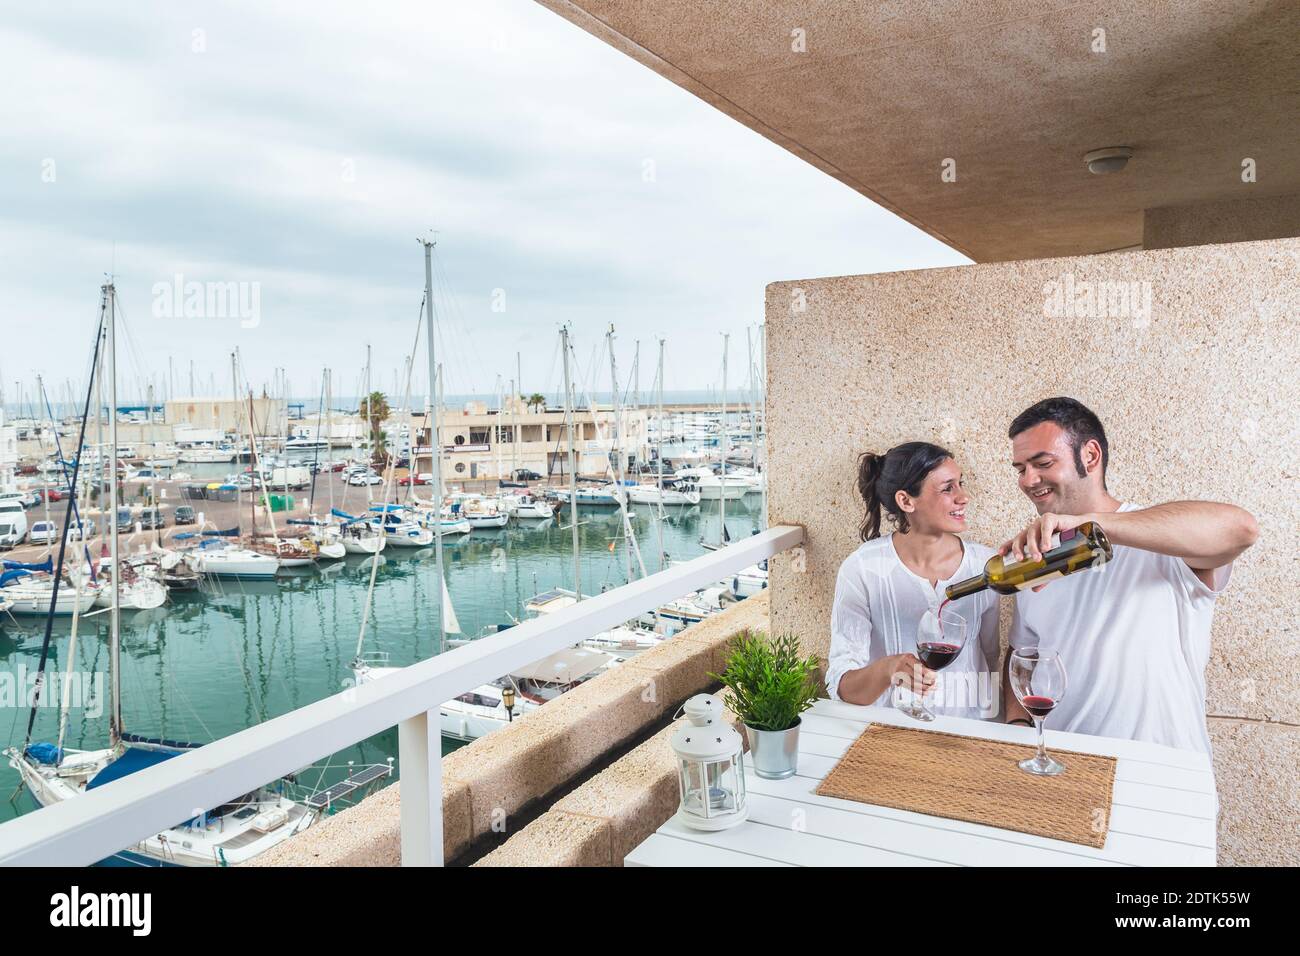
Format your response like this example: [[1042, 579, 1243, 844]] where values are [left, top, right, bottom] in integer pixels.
[[3, 558, 53, 573], [87, 746, 209, 829], [330, 508, 360, 523], [368, 504, 403, 513], [25, 742, 62, 765], [200, 527, 239, 537], [0, 569, 35, 586], [87, 746, 180, 790]]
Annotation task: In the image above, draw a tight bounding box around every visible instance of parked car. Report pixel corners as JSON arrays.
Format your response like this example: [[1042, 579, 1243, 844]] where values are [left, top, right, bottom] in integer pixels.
[[0, 491, 37, 510], [174, 505, 197, 525], [116, 508, 136, 532], [138, 507, 166, 529], [38, 487, 68, 502], [68, 518, 96, 540], [27, 520, 58, 545], [399, 473, 432, 486], [347, 472, 382, 487], [512, 469, 542, 481]]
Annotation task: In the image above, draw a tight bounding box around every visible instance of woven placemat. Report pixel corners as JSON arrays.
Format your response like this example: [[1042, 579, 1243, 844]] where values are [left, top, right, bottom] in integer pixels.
[[815, 723, 1117, 848]]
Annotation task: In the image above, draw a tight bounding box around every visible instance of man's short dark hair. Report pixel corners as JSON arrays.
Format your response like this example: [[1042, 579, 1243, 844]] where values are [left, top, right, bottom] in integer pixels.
[[1008, 397, 1108, 483]]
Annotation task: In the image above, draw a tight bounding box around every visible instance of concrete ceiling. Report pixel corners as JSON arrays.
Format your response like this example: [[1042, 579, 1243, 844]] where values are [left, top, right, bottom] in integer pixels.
[[537, 0, 1300, 262]]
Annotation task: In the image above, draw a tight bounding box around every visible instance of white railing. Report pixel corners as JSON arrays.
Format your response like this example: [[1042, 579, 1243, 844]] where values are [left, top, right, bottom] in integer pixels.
[[0, 525, 803, 867]]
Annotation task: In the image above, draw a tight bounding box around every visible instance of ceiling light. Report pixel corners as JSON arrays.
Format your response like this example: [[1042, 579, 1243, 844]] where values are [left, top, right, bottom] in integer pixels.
[[1084, 146, 1135, 174]]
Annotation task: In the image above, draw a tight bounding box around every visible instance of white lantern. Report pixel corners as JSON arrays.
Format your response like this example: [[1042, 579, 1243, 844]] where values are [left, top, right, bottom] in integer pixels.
[[670, 693, 748, 831]]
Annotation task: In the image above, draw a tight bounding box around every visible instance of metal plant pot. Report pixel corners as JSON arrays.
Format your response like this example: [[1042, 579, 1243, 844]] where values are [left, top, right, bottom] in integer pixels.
[[745, 719, 801, 779]]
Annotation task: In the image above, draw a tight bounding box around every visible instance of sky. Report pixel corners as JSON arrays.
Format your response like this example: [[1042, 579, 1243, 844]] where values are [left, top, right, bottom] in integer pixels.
[[0, 0, 968, 409]]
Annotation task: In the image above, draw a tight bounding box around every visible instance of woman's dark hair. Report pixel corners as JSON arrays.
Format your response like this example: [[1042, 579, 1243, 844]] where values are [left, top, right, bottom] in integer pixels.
[[856, 441, 953, 541]]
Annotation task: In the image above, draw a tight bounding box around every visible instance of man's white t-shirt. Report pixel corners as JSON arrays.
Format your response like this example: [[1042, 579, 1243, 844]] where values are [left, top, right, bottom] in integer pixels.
[[828, 533, 1001, 719], [1009, 503, 1230, 755]]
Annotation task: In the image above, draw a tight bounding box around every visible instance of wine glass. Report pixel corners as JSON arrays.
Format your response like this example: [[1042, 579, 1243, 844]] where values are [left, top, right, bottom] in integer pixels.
[[1008, 647, 1068, 775], [895, 604, 967, 722]]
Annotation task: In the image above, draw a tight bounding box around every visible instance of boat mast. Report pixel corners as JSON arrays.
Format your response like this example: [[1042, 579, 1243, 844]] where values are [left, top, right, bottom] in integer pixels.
[[560, 325, 581, 599], [513, 351, 521, 478], [95, 333, 104, 529], [747, 325, 759, 495], [655, 338, 666, 572], [106, 281, 123, 748], [364, 344, 373, 509], [495, 376, 503, 487], [606, 326, 631, 582], [147, 382, 160, 547], [37, 374, 50, 534], [719, 332, 729, 547], [326, 369, 335, 514], [422, 238, 447, 654]]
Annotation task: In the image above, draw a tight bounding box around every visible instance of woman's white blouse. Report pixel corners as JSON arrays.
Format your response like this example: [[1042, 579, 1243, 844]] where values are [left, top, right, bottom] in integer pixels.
[[827, 534, 1002, 719]]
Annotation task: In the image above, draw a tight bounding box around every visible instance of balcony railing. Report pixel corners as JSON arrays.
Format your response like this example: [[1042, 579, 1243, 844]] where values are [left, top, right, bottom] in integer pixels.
[[0, 524, 803, 867]]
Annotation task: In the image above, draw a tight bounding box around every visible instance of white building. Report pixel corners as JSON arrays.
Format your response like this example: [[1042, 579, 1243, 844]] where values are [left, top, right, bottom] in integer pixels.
[[0, 409, 17, 492]]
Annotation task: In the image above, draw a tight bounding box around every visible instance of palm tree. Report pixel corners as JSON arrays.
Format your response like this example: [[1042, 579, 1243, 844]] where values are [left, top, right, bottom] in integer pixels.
[[363, 390, 391, 464], [526, 392, 546, 413]]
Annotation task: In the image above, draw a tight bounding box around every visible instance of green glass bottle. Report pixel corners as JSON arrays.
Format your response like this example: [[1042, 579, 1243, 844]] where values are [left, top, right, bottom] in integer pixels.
[[945, 521, 1113, 600]]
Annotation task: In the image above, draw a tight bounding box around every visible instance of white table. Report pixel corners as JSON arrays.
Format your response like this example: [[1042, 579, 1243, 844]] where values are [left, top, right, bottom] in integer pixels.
[[626, 700, 1217, 867]]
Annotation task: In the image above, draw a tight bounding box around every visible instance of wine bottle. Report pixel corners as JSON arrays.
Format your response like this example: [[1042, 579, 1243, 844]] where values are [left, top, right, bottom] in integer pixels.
[[945, 521, 1112, 600]]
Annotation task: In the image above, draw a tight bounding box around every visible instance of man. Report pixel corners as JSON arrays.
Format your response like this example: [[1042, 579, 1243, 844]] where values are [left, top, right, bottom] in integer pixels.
[[1001, 397, 1258, 754]]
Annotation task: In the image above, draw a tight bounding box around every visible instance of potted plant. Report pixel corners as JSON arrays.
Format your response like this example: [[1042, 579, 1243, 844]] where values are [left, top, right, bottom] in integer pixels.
[[710, 630, 820, 779]]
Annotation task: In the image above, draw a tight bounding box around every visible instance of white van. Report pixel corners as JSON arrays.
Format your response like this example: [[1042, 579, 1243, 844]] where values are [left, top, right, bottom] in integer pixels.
[[269, 466, 311, 490], [0, 507, 28, 549]]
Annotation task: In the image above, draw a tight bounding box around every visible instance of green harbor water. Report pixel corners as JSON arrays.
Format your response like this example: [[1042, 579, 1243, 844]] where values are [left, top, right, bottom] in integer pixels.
[[0, 499, 763, 824]]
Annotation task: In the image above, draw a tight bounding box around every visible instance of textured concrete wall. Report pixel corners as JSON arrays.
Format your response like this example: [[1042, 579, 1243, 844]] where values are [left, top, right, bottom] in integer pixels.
[[765, 238, 1300, 866], [1144, 193, 1300, 250]]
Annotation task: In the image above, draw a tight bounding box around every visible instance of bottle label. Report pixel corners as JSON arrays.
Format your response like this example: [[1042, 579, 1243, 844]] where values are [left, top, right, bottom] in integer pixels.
[[1015, 569, 1064, 590]]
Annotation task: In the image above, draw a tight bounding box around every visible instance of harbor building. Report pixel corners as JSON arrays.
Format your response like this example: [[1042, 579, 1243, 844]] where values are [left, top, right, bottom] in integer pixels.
[[164, 397, 287, 437], [0, 409, 17, 491], [409, 397, 650, 480]]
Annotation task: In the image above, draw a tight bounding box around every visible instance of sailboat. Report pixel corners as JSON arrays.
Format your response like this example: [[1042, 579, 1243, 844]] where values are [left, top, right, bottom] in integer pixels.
[[350, 239, 528, 744], [1, 562, 99, 615], [4, 281, 324, 866]]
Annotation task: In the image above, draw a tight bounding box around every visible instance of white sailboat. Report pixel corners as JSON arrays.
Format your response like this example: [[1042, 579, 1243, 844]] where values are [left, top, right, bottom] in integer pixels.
[[178, 443, 237, 463], [184, 537, 281, 579], [627, 482, 701, 506], [498, 492, 554, 519], [2, 575, 99, 615], [368, 505, 435, 547], [91, 563, 166, 610]]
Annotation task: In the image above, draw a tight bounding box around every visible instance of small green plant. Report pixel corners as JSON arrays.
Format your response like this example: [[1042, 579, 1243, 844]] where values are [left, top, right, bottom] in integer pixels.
[[710, 630, 820, 732]]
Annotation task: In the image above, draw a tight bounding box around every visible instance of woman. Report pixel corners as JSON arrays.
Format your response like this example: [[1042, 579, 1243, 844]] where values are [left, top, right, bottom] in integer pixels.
[[827, 441, 1000, 719]]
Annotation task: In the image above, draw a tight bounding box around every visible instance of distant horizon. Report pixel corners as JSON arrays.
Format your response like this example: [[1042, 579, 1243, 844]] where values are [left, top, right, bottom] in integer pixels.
[[3, 388, 761, 421]]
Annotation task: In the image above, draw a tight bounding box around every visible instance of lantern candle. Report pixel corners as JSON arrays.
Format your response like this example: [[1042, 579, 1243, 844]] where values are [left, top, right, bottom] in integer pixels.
[[670, 693, 748, 831]]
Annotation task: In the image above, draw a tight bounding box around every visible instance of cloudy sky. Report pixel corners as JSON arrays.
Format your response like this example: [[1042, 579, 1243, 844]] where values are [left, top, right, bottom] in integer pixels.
[[0, 1, 967, 408]]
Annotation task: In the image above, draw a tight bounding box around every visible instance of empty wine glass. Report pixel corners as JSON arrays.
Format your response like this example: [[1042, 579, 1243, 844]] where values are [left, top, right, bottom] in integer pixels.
[[895, 604, 967, 722], [1008, 647, 1068, 775]]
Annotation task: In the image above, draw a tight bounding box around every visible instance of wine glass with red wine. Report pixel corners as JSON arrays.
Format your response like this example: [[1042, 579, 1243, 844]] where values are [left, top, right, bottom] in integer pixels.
[[896, 604, 967, 722], [1008, 647, 1068, 776]]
